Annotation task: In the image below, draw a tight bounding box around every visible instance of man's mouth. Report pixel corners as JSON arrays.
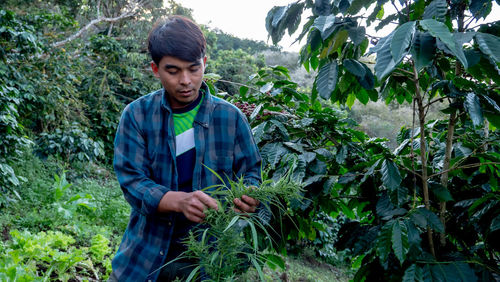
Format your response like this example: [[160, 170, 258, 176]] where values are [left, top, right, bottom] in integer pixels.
[[178, 89, 193, 96]]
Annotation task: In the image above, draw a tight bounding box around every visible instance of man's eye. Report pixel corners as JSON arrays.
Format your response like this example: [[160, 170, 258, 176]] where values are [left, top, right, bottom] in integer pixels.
[[190, 68, 199, 72], [167, 71, 177, 75]]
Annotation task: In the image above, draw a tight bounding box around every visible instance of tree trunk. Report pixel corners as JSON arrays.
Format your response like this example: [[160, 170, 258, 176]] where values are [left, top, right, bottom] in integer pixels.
[[413, 64, 435, 257], [439, 109, 457, 247]]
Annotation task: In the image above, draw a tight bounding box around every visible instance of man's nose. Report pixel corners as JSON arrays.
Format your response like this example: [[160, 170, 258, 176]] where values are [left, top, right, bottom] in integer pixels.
[[179, 71, 190, 85]]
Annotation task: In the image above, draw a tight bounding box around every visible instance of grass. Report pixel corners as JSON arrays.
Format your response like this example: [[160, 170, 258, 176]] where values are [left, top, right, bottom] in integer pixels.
[[241, 253, 352, 282]]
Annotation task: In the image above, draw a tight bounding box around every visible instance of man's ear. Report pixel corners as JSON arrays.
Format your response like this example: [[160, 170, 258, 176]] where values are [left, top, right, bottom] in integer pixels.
[[151, 61, 160, 78], [203, 56, 207, 67]]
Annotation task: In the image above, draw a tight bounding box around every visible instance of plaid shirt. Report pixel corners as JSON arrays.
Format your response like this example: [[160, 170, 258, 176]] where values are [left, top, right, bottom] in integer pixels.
[[112, 83, 261, 281]]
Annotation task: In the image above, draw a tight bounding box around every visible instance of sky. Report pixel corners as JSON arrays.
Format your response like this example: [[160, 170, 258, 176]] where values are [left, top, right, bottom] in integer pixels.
[[178, 0, 302, 52], [177, 0, 500, 53]]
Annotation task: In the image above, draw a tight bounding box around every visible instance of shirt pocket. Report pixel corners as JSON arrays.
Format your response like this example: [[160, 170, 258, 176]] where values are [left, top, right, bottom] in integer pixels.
[[203, 155, 234, 187]]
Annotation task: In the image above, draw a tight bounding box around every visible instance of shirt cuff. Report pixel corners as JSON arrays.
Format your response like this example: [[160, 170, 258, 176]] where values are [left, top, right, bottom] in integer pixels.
[[142, 184, 170, 215]]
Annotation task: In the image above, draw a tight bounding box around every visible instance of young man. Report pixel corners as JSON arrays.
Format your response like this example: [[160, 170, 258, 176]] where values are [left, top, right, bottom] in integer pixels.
[[110, 16, 262, 281]]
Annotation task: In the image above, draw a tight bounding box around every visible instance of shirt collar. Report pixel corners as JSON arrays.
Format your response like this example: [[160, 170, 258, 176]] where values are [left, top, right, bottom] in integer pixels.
[[160, 82, 212, 128]]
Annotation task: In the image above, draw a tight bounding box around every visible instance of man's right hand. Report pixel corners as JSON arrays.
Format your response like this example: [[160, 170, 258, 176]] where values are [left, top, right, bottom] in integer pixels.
[[158, 190, 218, 223]]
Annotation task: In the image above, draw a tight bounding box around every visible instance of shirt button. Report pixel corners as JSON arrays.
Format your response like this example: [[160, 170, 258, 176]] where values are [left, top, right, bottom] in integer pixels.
[[160, 251, 164, 256], [167, 221, 172, 226]]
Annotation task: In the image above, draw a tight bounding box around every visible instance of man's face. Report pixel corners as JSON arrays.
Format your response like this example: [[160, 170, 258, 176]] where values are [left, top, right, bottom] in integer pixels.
[[152, 55, 207, 109]]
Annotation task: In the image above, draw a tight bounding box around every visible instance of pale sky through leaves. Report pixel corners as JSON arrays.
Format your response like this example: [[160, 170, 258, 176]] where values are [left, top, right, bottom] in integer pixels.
[[178, 0, 500, 53]]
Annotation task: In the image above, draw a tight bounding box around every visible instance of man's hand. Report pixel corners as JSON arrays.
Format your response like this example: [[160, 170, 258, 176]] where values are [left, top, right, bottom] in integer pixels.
[[233, 194, 260, 213], [158, 190, 218, 223]]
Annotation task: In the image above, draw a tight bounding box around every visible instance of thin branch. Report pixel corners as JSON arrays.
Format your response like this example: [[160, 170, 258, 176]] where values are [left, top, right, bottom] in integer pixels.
[[391, 0, 402, 15], [394, 67, 415, 78], [400, 165, 424, 181], [410, 97, 419, 209], [217, 79, 259, 92], [114, 92, 135, 102], [51, 0, 146, 48], [424, 96, 448, 111], [429, 162, 500, 179]]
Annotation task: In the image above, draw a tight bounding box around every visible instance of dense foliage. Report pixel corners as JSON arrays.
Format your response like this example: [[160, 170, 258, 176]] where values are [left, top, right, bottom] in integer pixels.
[[265, 0, 500, 280], [1, 0, 499, 281], [0, 0, 276, 204]]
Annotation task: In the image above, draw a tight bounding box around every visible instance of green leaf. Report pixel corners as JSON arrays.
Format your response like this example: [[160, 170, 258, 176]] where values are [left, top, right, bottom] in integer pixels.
[[454, 142, 472, 158], [419, 19, 468, 68], [411, 31, 436, 71], [356, 88, 369, 105], [376, 222, 393, 262], [252, 121, 268, 144], [374, 31, 399, 80], [250, 104, 263, 121], [270, 119, 289, 140], [391, 21, 416, 63], [248, 220, 258, 250], [392, 220, 409, 265], [266, 6, 288, 44], [271, 6, 287, 28], [250, 256, 265, 281], [260, 142, 289, 169], [475, 32, 500, 62], [346, 92, 356, 109], [483, 95, 500, 113], [309, 29, 323, 54], [347, 0, 370, 15], [336, 145, 347, 164], [265, 254, 285, 270], [313, 15, 336, 40], [444, 262, 478, 282], [490, 214, 500, 232], [423, 0, 447, 21], [413, 207, 444, 233], [376, 194, 408, 220], [403, 264, 423, 282], [223, 216, 240, 232], [470, 0, 492, 20], [239, 86, 248, 97], [285, 2, 305, 36], [390, 184, 409, 208], [348, 26, 366, 45], [185, 265, 201, 282], [381, 159, 402, 191], [316, 61, 338, 99], [359, 65, 375, 90], [343, 59, 366, 77], [260, 82, 274, 93], [465, 93, 484, 127], [430, 183, 454, 202]]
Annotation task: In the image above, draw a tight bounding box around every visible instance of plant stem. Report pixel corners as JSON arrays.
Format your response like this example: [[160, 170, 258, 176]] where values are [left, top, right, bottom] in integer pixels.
[[439, 109, 456, 247], [413, 62, 435, 257]]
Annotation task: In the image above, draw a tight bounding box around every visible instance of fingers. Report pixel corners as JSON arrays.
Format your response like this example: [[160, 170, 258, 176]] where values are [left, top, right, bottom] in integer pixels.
[[242, 195, 260, 207], [233, 195, 259, 213], [181, 191, 218, 223], [193, 190, 219, 211]]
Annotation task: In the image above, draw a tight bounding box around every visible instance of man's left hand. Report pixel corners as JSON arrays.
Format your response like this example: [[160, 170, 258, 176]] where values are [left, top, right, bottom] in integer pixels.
[[233, 195, 259, 213]]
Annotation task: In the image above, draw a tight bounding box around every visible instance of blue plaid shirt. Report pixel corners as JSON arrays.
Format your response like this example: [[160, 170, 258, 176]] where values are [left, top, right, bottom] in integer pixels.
[[112, 83, 261, 281]]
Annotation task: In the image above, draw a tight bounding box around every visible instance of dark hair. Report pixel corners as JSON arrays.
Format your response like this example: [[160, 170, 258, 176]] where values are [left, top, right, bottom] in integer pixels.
[[148, 15, 206, 65]]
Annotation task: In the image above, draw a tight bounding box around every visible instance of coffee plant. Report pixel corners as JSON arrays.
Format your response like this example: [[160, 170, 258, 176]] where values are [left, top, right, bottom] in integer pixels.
[[266, 0, 500, 280]]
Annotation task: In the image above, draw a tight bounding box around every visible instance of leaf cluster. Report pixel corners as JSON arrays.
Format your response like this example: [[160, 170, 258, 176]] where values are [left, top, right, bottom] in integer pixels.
[[162, 170, 304, 281]]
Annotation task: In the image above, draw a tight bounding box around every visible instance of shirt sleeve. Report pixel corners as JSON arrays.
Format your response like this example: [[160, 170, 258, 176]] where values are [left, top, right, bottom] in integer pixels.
[[113, 104, 170, 216], [233, 110, 262, 186]]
